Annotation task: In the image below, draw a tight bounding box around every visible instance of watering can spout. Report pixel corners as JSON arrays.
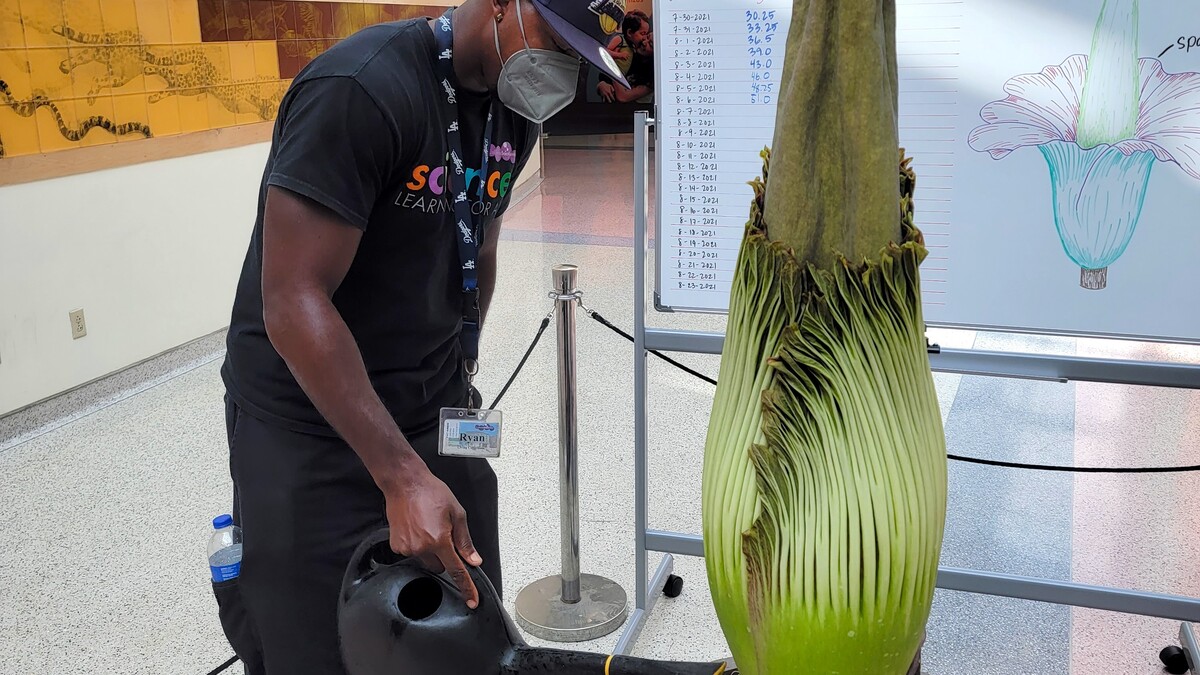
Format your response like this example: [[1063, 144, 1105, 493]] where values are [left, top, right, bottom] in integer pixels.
[[338, 528, 733, 675]]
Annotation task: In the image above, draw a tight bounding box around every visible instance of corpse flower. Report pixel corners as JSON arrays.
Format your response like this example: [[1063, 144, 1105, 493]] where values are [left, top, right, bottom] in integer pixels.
[[967, 0, 1200, 289]]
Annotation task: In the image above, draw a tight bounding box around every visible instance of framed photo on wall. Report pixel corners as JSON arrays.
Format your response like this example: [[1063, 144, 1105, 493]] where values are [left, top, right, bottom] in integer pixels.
[[542, 0, 654, 137]]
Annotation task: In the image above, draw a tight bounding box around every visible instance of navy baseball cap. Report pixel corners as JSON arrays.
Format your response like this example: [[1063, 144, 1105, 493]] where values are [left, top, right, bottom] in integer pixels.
[[530, 0, 631, 88]]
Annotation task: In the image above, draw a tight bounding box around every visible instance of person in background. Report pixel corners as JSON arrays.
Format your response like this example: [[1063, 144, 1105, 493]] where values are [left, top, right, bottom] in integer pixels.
[[604, 9, 650, 74], [598, 22, 654, 104], [213, 1, 630, 673]]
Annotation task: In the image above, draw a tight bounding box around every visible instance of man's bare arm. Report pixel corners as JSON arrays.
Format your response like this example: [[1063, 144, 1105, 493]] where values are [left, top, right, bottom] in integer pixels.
[[612, 83, 652, 103], [260, 185, 483, 607], [477, 215, 504, 328]]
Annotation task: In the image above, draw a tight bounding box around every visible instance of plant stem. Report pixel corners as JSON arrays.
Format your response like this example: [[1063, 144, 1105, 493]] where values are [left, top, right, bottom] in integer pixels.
[[1076, 0, 1140, 148], [762, 0, 901, 268]]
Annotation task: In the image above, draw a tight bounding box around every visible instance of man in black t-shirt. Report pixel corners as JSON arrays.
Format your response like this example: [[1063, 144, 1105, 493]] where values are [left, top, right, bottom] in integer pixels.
[[214, 1, 629, 673]]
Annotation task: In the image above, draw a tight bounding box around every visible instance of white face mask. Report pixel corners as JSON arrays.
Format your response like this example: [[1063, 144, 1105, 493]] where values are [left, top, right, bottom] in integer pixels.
[[493, 0, 581, 123]]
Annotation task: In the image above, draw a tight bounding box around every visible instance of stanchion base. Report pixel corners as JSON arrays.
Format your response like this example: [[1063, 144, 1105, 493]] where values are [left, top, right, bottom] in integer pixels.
[[514, 574, 629, 643]]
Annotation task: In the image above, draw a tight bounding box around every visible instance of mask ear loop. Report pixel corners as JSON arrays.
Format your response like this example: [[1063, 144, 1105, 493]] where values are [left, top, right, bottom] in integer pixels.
[[494, 0, 533, 64], [514, 0, 532, 52]]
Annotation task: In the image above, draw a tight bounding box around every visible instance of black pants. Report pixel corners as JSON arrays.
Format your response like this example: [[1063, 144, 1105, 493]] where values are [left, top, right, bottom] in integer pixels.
[[213, 395, 501, 675]]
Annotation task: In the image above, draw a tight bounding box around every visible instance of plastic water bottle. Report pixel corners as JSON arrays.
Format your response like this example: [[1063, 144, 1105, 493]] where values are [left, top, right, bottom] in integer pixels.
[[208, 514, 243, 582]]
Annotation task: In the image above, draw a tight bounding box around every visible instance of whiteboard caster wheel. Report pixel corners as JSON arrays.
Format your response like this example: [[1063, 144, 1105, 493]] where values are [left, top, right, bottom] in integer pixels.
[[1161, 645, 1189, 674], [663, 574, 683, 598]]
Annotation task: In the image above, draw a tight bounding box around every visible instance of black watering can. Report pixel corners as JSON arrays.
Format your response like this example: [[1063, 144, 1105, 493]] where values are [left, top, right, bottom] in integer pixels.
[[338, 528, 733, 675]]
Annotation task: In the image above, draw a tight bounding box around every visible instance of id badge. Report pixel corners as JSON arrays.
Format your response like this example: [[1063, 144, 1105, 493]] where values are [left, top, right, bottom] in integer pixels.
[[438, 407, 503, 458]]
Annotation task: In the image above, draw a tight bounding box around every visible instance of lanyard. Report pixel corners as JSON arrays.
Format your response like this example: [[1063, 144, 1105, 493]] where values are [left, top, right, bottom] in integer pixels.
[[432, 8, 495, 383]]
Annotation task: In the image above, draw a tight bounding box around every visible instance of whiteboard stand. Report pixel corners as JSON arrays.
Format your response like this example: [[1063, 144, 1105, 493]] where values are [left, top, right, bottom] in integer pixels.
[[612, 110, 677, 658], [1180, 623, 1200, 672], [618, 110, 1200, 667]]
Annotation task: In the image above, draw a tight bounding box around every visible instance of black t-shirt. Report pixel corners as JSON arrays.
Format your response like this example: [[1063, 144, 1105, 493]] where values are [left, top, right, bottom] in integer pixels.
[[221, 17, 538, 437]]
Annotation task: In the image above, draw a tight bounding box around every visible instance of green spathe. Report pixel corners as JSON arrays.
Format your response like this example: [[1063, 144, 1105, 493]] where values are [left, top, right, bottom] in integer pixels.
[[700, 0, 948, 670], [703, 150, 946, 675]]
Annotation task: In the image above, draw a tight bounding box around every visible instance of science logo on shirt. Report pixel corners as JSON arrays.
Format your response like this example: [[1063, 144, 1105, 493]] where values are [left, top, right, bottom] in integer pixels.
[[395, 143, 519, 216]]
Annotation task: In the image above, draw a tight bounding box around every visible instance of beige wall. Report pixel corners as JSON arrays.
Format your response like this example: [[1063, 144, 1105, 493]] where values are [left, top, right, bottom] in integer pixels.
[[0, 144, 267, 415], [0, 140, 542, 418]]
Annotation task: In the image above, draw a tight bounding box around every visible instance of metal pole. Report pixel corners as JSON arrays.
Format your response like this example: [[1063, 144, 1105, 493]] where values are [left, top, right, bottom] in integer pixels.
[[614, 111, 675, 657], [1179, 623, 1199, 671], [631, 111, 650, 611], [513, 265, 628, 643], [553, 264, 582, 604]]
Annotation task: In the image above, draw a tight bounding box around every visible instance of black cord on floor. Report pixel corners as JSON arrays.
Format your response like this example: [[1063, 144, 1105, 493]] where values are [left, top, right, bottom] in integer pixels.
[[585, 308, 1200, 474], [944, 454, 1200, 473]]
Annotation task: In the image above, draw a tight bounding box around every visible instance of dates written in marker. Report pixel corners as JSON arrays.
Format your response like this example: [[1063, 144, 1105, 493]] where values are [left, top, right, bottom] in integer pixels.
[[659, 1, 789, 310]]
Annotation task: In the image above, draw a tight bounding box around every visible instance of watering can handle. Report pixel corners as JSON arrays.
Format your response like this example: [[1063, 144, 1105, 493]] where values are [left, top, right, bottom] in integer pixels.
[[343, 527, 502, 608]]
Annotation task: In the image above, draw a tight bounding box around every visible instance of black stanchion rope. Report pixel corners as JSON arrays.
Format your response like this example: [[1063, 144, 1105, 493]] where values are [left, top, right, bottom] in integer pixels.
[[205, 655, 239, 675], [586, 309, 717, 386], [582, 308, 1200, 475], [488, 309, 554, 409]]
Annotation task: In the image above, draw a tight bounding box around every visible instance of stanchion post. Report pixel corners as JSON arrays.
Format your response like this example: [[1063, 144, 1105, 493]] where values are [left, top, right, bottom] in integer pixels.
[[554, 264, 582, 604], [513, 264, 628, 643]]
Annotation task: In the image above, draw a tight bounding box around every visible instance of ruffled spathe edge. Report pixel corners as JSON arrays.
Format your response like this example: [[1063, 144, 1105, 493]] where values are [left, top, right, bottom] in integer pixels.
[[967, 54, 1088, 156], [1133, 58, 1200, 179], [967, 55, 1200, 179]]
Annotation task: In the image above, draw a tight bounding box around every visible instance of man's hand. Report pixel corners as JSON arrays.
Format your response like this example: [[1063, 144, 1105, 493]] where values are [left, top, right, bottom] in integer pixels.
[[384, 471, 483, 608], [597, 81, 616, 102]]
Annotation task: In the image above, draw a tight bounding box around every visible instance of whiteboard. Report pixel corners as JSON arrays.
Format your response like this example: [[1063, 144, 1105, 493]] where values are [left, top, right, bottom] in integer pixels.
[[653, 0, 789, 313], [652, 0, 1200, 344]]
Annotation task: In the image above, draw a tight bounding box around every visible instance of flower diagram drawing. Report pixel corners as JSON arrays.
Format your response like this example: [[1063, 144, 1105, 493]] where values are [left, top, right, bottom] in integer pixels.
[[967, 0, 1200, 290]]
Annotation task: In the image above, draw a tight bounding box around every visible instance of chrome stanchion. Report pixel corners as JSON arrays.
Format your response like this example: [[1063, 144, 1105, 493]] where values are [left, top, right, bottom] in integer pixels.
[[514, 264, 628, 643]]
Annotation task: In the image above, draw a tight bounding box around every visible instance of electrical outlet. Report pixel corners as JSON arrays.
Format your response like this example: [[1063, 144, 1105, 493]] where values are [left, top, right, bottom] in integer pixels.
[[69, 309, 87, 339]]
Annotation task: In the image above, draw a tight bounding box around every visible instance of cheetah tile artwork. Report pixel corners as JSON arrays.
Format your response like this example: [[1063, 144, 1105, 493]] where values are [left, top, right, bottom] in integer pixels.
[[0, 0, 448, 159]]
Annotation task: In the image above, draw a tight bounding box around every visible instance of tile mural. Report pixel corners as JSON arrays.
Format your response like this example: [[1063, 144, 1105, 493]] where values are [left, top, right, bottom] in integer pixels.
[[0, 1, 447, 159]]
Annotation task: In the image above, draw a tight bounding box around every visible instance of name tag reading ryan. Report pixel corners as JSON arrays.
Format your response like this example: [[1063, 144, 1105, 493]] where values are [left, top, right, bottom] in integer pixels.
[[439, 408, 503, 459]]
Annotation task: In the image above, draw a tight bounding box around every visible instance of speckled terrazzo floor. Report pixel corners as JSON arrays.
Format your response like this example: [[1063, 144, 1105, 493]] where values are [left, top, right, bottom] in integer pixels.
[[2, 146, 1199, 675]]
